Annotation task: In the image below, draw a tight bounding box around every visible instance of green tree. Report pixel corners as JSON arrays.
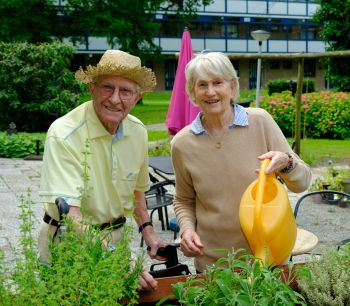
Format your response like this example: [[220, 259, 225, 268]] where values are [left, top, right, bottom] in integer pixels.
[[0, 0, 57, 43], [0, 0, 212, 62], [62, 0, 212, 62], [313, 0, 350, 91]]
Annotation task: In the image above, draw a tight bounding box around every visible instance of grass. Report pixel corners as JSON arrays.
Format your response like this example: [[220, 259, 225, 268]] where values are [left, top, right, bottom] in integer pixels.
[[130, 91, 172, 124], [300, 138, 350, 166]]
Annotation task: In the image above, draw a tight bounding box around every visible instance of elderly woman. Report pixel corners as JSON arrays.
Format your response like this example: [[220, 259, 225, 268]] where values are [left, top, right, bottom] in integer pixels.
[[171, 52, 311, 273]]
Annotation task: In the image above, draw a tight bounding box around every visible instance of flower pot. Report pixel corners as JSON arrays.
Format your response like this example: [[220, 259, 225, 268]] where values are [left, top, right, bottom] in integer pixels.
[[338, 200, 348, 208]]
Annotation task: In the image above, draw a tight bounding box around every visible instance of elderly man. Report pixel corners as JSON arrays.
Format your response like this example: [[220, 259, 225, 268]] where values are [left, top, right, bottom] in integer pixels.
[[38, 50, 167, 290]]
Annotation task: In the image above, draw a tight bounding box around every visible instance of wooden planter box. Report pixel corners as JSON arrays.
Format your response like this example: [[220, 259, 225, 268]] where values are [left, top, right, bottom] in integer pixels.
[[138, 263, 302, 304]]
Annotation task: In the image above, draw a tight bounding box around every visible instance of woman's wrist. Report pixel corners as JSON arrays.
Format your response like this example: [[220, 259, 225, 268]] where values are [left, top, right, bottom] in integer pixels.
[[280, 153, 294, 173]]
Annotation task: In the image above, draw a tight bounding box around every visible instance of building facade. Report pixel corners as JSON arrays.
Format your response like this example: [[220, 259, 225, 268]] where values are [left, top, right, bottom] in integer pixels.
[[56, 0, 326, 91]]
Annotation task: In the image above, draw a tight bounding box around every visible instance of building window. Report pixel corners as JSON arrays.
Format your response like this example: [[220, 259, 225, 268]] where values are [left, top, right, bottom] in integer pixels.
[[165, 59, 177, 90], [205, 22, 224, 38], [230, 60, 239, 77], [270, 60, 280, 70], [159, 16, 182, 37], [188, 22, 205, 38], [227, 24, 238, 38], [304, 59, 316, 77], [282, 60, 293, 70]]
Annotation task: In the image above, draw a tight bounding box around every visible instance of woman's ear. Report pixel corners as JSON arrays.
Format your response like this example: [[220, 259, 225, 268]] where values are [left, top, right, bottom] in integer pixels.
[[230, 79, 238, 99]]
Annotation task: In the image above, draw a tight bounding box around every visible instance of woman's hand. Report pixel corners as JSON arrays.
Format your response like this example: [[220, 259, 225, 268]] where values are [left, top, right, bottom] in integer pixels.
[[258, 151, 291, 174], [180, 228, 204, 257]]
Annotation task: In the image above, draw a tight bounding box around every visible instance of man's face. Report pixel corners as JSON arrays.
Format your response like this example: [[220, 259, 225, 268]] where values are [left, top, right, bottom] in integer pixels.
[[89, 75, 141, 134]]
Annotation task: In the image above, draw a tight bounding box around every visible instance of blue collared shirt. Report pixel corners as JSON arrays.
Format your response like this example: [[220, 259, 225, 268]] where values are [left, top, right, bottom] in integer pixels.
[[190, 103, 249, 135]]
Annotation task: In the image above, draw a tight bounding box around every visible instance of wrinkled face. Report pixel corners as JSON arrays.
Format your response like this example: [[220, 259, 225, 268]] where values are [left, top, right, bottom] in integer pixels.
[[194, 76, 236, 116], [90, 75, 141, 134]]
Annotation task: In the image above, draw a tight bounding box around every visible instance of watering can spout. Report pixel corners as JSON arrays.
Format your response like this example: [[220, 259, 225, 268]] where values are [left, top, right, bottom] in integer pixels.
[[239, 159, 297, 265]]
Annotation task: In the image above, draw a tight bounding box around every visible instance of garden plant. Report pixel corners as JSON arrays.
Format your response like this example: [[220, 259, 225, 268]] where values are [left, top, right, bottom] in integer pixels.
[[260, 91, 350, 139], [158, 249, 306, 305], [0, 142, 145, 305], [297, 243, 350, 306]]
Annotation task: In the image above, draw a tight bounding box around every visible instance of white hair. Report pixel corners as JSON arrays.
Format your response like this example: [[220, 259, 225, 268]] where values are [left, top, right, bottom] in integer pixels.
[[185, 52, 240, 104]]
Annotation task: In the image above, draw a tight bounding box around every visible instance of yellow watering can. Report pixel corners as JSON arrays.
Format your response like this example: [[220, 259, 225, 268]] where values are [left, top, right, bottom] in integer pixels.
[[239, 159, 297, 265]]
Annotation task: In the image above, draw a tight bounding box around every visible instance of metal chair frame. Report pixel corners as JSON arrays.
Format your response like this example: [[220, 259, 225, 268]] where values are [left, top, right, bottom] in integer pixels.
[[293, 190, 350, 256], [140, 174, 174, 247]]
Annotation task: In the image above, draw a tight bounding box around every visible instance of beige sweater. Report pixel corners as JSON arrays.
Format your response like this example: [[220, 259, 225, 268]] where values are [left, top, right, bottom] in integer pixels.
[[171, 107, 311, 272]]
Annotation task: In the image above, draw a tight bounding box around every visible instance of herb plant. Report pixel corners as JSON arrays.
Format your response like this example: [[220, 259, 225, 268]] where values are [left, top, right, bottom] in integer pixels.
[[297, 244, 350, 306], [1, 139, 145, 305], [163, 249, 305, 306]]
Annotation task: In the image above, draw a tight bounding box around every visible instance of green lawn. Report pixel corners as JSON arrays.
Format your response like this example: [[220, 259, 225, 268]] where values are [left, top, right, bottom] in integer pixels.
[[299, 138, 350, 166], [130, 91, 172, 125]]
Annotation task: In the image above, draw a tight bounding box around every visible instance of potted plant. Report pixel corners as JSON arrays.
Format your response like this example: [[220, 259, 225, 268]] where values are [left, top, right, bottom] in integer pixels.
[[309, 164, 350, 204], [153, 249, 306, 305]]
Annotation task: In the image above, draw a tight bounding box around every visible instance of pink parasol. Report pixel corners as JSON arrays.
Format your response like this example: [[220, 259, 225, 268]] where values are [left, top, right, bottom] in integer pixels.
[[166, 28, 200, 136]]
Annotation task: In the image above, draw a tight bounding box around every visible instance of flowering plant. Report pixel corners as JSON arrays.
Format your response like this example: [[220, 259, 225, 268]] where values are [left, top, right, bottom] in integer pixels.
[[260, 91, 350, 139]]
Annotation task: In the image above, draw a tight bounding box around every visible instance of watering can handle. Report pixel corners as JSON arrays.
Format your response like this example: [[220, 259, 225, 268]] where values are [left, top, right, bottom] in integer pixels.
[[253, 159, 271, 235]]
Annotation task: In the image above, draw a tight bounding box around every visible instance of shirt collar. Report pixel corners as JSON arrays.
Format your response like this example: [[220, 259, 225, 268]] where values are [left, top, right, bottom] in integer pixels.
[[86, 101, 125, 141], [190, 103, 249, 135]]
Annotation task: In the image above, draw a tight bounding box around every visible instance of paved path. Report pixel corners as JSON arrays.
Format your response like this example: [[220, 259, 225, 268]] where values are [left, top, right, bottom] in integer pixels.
[[0, 157, 330, 273]]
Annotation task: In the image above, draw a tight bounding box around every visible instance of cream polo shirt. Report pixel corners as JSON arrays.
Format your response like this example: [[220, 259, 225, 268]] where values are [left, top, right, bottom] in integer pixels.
[[39, 101, 150, 224]]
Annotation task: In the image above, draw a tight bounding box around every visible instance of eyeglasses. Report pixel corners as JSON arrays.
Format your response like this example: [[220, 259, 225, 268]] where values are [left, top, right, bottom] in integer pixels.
[[94, 83, 137, 101]]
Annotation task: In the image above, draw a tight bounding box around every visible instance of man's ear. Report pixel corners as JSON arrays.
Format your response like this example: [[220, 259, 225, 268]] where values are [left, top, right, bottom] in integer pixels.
[[89, 82, 95, 95], [134, 92, 142, 104]]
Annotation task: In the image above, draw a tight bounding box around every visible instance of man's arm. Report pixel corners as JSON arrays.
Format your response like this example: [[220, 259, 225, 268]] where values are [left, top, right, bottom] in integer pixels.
[[133, 190, 167, 258]]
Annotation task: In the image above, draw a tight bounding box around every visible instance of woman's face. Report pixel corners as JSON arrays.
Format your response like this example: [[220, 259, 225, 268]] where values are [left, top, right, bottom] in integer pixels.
[[193, 75, 236, 117]]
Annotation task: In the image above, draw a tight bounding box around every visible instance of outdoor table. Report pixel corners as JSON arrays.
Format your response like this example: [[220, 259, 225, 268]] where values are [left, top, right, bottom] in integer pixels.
[[149, 156, 175, 184]]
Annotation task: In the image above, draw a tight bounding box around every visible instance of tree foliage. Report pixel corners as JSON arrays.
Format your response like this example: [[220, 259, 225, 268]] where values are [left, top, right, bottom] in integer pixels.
[[0, 42, 84, 132], [0, 0, 57, 43], [0, 0, 213, 63], [313, 0, 350, 91]]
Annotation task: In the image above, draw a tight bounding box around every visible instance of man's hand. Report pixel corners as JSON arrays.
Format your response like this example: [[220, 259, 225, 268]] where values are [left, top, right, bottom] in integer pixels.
[[145, 236, 168, 261], [180, 228, 204, 257], [138, 271, 158, 291]]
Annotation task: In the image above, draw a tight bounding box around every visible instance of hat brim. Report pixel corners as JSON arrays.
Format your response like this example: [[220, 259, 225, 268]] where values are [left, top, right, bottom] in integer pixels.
[[75, 63, 156, 92]]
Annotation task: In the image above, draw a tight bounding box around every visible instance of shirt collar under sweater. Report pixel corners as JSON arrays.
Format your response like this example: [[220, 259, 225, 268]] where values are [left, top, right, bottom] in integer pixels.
[[190, 103, 249, 135]]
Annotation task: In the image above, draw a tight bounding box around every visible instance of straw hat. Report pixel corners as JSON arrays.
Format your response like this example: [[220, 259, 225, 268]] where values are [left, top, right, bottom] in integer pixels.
[[75, 50, 156, 92]]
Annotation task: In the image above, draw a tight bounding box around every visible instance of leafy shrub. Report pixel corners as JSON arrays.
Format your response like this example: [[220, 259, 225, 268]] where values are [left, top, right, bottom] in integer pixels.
[[0, 42, 84, 132], [0, 132, 46, 158], [260, 91, 350, 139], [268, 79, 315, 96]]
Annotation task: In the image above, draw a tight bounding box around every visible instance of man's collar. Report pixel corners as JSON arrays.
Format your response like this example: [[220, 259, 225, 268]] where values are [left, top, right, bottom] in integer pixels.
[[190, 103, 249, 135], [86, 101, 125, 141]]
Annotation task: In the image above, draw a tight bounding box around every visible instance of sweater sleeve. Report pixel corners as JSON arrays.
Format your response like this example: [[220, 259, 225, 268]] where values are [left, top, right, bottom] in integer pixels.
[[258, 108, 312, 193], [170, 132, 197, 236]]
